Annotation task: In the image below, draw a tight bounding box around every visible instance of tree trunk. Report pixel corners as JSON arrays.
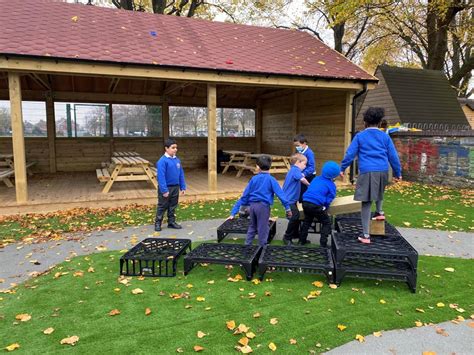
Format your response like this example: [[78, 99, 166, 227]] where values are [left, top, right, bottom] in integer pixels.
[[333, 22, 345, 54], [152, 0, 167, 14]]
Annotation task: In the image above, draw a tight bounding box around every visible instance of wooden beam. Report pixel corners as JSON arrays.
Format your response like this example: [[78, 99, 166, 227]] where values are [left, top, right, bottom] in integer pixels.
[[0, 56, 376, 90], [343, 91, 354, 183], [292, 90, 298, 150], [207, 84, 217, 192], [45, 93, 56, 173], [257, 88, 294, 100], [163, 82, 192, 96], [256, 99, 262, 153], [29, 73, 51, 90], [8, 72, 28, 203], [162, 100, 169, 141]]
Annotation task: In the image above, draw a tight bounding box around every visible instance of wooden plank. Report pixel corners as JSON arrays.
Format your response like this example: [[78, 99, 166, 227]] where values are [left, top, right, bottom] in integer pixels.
[[256, 99, 262, 153], [162, 100, 169, 141], [292, 90, 298, 149], [343, 91, 354, 182], [207, 84, 217, 192], [8, 72, 28, 203], [46, 94, 56, 173]]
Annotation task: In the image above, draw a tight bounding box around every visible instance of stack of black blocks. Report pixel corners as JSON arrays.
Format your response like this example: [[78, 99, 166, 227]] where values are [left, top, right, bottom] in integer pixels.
[[333, 214, 418, 292], [217, 217, 276, 243]]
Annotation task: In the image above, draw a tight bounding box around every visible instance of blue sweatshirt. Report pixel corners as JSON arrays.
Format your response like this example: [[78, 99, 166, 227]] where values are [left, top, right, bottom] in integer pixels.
[[302, 146, 316, 177], [282, 165, 304, 204], [156, 154, 186, 193], [302, 176, 336, 208], [231, 172, 290, 215], [340, 128, 401, 177]]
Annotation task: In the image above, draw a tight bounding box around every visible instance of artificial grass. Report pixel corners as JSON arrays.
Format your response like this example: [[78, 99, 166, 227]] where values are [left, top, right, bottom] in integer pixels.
[[1, 182, 472, 244], [1, 251, 472, 354]]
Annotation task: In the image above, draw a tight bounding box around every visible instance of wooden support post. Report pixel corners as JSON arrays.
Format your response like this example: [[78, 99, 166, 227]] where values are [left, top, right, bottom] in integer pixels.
[[162, 99, 169, 141], [109, 103, 114, 155], [207, 84, 217, 192], [46, 92, 56, 173], [255, 99, 262, 153], [343, 92, 354, 183], [8, 72, 28, 203], [291, 90, 298, 153]]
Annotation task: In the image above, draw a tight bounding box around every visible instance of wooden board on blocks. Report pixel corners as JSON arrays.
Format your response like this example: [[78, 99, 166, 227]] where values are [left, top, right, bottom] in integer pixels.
[[297, 195, 361, 219], [370, 220, 385, 236]]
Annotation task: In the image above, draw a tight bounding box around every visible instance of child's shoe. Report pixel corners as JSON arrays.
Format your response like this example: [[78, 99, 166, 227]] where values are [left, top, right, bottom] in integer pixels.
[[372, 212, 385, 221], [357, 236, 371, 244]]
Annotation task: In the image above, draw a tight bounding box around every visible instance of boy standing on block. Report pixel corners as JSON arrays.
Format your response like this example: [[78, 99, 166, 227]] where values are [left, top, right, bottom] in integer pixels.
[[155, 138, 186, 232], [282, 153, 310, 245], [299, 161, 341, 247], [340, 107, 402, 244], [229, 155, 292, 246], [293, 134, 316, 201]]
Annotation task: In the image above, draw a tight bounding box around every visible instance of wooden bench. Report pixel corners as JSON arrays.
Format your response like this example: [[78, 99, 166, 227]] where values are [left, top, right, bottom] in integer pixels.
[[0, 168, 15, 187], [96, 168, 111, 183]]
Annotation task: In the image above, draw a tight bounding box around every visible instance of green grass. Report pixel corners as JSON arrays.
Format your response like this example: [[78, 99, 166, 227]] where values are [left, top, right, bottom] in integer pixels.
[[1, 251, 472, 353], [0, 182, 472, 244]]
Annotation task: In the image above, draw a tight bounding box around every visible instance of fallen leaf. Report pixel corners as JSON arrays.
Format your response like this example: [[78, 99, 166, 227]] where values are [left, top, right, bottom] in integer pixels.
[[373, 331, 382, 337], [435, 328, 449, 337], [237, 345, 253, 353], [60, 335, 79, 346], [73, 271, 84, 277], [238, 337, 249, 346], [176, 348, 184, 353], [422, 352, 436, 355], [444, 267, 454, 272], [87, 267, 95, 273], [268, 342, 277, 351], [350, 298, 355, 304], [264, 291, 272, 296], [43, 327, 55, 335], [186, 284, 194, 289], [355, 334, 365, 343], [71, 16, 79, 22], [132, 288, 144, 295], [337, 324, 347, 331], [234, 324, 249, 334], [5, 343, 20, 352], [270, 318, 278, 325], [380, 299, 386, 304], [196, 296, 205, 302], [456, 307, 465, 313], [226, 320, 236, 330], [289, 338, 297, 344], [312, 281, 324, 288], [197, 331, 207, 339], [246, 332, 256, 339], [403, 221, 411, 226], [193, 345, 204, 352], [15, 313, 31, 322], [415, 321, 423, 327], [207, 280, 215, 284], [436, 302, 445, 308], [253, 312, 261, 318], [251, 279, 261, 285], [416, 308, 425, 313], [145, 308, 152, 316], [109, 309, 121, 316]]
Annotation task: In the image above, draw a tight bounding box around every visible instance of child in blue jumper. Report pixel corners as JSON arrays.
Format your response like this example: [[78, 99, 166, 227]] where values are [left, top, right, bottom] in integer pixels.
[[229, 155, 291, 246], [293, 134, 316, 202], [154, 138, 186, 232], [340, 107, 402, 244], [299, 161, 341, 247], [282, 153, 310, 245]]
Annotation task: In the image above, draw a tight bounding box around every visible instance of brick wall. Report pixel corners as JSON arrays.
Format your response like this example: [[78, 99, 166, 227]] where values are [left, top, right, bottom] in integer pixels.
[[392, 131, 474, 188]]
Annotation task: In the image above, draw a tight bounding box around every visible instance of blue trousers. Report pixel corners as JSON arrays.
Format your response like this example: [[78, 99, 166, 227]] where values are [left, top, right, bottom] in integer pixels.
[[245, 202, 270, 246]]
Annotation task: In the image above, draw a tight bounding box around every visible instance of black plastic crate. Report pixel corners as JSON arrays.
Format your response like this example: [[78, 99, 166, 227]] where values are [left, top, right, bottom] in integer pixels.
[[217, 217, 276, 243], [335, 216, 402, 237], [334, 256, 417, 293], [184, 243, 261, 281], [120, 238, 191, 277], [257, 245, 334, 282], [331, 232, 418, 292]]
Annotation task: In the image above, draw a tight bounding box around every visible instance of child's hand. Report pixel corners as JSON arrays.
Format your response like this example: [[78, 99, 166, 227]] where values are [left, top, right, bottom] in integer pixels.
[[226, 215, 234, 220], [393, 176, 402, 182], [181, 190, 186, 195], [163, 192, 170, 198], [285, 209, 292, 218], [339, 171, 344, 180]]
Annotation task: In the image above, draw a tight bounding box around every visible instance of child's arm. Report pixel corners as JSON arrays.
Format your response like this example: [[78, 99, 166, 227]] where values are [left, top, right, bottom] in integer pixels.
[[340, 135, 359, 172], [300, 177, 310, 186], [303, 150, 315, 176], [229, 181, 252, 217], [387, 138, 402, 179], [157, 159, 168, 195], [271, 179, 291, 216], [179, 163, 186, 193], [324, 183, 337, 208]]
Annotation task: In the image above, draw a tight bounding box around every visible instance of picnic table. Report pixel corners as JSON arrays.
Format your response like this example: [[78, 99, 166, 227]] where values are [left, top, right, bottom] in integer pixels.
[[233, 153, 291, 177], [221, 150, 250, 174], [0, 153, 36, 187], [96, 151, 157, 193]]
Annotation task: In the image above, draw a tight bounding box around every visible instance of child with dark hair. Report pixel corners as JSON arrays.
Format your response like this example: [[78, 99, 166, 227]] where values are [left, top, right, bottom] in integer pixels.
[[340, 107, 402, 244], [299, 161, 341, 247], [154, 138, 186, 232], [229, 155, 291, 246], [293, 134, 316, 201], [282, 153, 310, 245]]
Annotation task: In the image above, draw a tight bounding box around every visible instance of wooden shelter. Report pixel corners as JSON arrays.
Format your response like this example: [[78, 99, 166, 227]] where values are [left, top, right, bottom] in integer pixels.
[[0, 0, 377, 206]]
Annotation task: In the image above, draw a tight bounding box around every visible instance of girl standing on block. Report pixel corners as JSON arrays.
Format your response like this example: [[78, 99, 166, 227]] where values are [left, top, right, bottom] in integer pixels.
[[340, 107, 402, 244]]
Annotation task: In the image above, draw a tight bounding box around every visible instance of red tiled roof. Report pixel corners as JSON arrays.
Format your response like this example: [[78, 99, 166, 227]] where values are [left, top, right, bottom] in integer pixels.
[[0, 0, 376, 82]]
